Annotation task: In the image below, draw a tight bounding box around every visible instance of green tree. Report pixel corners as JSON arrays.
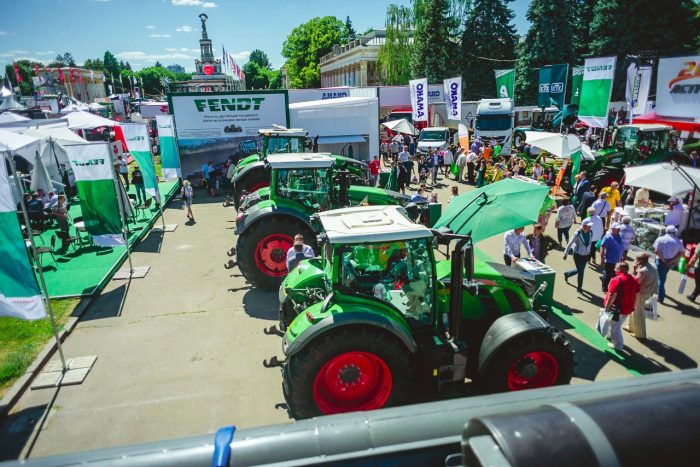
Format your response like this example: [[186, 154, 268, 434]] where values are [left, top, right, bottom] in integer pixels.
[[243, 61, 269, 89], [4, 60, 42, 96], [267, 69, 282, 89], [345, 16, 357, 40], [282, 16, 347, 88], [461, 0, 517, 100], [83, 58, 105, 71], [377, 4, 414, 85], [589, 0, 700, 100], [249, 49, 271, 70], [154, 60, 162, 68], [104, 51, 121, 77], [570, 0, 595, 60], [411, 0, 454, 81], [514, 0, 576, 105], [138, 66, 176, 96]]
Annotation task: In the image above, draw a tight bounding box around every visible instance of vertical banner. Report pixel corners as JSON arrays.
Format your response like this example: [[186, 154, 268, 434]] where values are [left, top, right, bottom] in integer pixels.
[[409, 78, 428, 122], [537, 67, 551, 107], [65, 143, 125, 247], [443, 76, 462, 121], [570, 66, 584, 106], [494, 69, 515, 99], [538, 64, 568, 108], [155, 115, 182, 178], [578, 56, 617, 128], [0, 158, 46, 320], [633, 66, 652, 116], [120, 123, 161, 202]]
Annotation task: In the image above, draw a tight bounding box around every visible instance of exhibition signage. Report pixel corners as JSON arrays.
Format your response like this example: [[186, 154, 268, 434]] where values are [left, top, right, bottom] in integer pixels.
[[578, 57, 617, 128], [0, 160, 46, 320], [443, 76, 462, 121], [65, 143, 125, 247], [570, 66, 583, 106], [409, 78, 428, 122], [156, 115, 182, 178], [538, 64, 568, 109], [655, 55, 700, 119], [625, 63, 652, 116], [494, 69, 515, 99], [121, 123, 160, 202]]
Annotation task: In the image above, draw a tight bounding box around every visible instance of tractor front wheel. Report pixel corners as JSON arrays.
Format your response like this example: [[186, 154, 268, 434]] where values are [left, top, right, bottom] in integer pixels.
[[283, 328, 412, 419], [480, 328, 574, 393]]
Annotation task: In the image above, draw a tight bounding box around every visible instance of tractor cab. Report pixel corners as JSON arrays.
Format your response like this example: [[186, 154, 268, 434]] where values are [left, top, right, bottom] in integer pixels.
[[268, 153, 335, 211], [261, 127, 309, 156], [610, 124, 672, 162]]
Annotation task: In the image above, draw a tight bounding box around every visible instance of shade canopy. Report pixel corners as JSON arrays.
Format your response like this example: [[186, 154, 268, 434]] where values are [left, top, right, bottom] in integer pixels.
[[24, 127, 89, 182], [524, 132, 581, 159], [30, 149, 54, 194], [382, 118, 418, 136], [64, 110, 119, 129], [0, 128, 41, 154], [434, 178, 550, 243], [0, 112, 30, 123], [624, 163, 700, 197]]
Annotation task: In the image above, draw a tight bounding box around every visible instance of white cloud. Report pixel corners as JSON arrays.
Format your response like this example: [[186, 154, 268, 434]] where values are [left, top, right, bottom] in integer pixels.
[[35, 50, 55, 56], [165, 48, 177, 52], [179, 47, 194, 52], [0, 50, 29, 57], [0, 31, 8, 36], [171, 0, 217, 7], [146, 25, 156, 29], [176, 25, 193, 32], [227, 50, 250, 61], [202, 2, 217, 7], [150, 33, 172, 38]]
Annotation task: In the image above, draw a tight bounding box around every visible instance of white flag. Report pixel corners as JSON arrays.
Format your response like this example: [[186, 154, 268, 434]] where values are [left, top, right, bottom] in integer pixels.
[[409, 78, 428, 122], [633, 66, 652, 116], [443, 76, 462, 121]]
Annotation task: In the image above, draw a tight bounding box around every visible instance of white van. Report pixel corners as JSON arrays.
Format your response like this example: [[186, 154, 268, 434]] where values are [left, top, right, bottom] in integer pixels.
[[416, 127, 450, 156]]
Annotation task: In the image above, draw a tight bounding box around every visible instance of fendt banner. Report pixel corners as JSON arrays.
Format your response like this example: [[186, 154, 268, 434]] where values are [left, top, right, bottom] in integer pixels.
[[656, 55, 700, 119], [443, 76, 462, 121], [409, 78, 429, 122], [494, 69, 515, 99], [578, 56, 617, 128], [155, 115, 182, 179], [121, 122, 161, 202], [168, 90, 289, 176]]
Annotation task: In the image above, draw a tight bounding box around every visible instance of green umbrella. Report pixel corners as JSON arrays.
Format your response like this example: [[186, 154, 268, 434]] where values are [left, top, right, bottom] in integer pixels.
[[434, 179, 550, 243]]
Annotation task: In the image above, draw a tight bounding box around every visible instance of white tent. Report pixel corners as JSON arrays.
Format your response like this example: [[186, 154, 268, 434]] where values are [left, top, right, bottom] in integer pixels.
[[64, 110, 119, 129], [88, 102, 104, 111], [524, 131, 594, 160], [24, 127, 89, 183], [0, 94, 26, 111], [30, 150, 54, 194], [0, 128, 41, 161], [0, 112, 30, 123]]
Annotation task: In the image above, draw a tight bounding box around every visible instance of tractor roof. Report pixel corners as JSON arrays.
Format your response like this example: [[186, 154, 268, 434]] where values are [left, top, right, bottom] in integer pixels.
[[258, 128, 307, 138], [267, 153, 334, 169], [619, 124, 673, 132], [319, 205, 432, 244]]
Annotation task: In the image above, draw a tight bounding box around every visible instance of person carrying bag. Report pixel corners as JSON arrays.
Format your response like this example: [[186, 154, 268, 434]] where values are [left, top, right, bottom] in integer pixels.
[[601, 262, 639, 351]]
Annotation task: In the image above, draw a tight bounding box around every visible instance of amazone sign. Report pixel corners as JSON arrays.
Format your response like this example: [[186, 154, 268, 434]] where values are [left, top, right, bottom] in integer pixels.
[[194, 97, 266, 112]]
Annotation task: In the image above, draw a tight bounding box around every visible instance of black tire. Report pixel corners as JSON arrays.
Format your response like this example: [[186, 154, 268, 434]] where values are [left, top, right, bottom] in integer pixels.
[[591, 166, 625, 191], [480, 328, 574, 393], [236, 216, 314, 290], [513, 131, 525, 149], [233, 166, 271, 209], [283, 327, 413, 420]]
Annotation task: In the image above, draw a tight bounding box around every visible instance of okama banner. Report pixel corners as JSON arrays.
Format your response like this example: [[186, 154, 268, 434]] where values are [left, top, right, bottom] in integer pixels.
[[570, 66, 584, 106], [578, 57, 617, 128], [155, 115, 181, 178], [120, 123, 161, 202], [65, 143, 125, 247], [443, 76, 462, 121], [538, 64, 568, 109], [0, 159, 46, 320], [494, 69, 515, 99], [409, 78, 428, 122]]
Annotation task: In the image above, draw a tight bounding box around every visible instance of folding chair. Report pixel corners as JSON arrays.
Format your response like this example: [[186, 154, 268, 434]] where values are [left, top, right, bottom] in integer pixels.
[[135, 198, 153, 220], [34, 236, 57, 268], [56, 230, 81, 252]]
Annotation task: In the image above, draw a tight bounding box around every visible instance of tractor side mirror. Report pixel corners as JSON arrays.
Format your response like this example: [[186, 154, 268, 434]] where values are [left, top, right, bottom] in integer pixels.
[[462, 242, 474, 283]]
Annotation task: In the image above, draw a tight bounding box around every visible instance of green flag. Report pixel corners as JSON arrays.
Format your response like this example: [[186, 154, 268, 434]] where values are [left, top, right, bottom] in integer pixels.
[[65, 142, 125, 247], [570, 66, 584, 106], [494, 69, 515, 99], [121, 123, 161, 202], [538, 64, 568, 108], [579, 57, 617, 128], [570, 150, 581, 188], [155, 115, 181, 179]]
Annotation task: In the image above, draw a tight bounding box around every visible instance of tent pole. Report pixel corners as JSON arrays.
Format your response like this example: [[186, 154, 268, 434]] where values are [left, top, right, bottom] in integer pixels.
[[111, 149, 134, 273], [6, 152, 68, 372], [151, 142, 166, 230]]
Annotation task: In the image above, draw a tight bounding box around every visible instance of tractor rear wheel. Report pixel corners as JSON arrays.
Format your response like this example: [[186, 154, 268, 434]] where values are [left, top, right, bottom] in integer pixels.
[[513, 131, 525, 150], [233, 167, 270, 209], [480, 328, 574, 393], [283, 328, 412, 419], [236, 217, 314, 290]]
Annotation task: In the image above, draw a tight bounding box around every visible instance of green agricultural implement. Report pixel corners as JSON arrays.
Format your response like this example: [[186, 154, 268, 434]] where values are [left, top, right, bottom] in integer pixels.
[[272, 205, 574, 420]]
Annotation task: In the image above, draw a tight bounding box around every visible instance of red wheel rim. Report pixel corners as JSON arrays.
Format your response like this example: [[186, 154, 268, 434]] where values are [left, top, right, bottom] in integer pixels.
[[254, 233, 293, 277], [313, 351, 392, 414], [506, 351, 559, 391], [249, 181, 269, 192]]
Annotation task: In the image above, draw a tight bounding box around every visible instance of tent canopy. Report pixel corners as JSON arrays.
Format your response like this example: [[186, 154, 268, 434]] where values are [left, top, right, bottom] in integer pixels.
[[0, 112, 30, 123], [524, 132, 582, 159], [64, 110, 119, 130], [624, 162, 700, 197], [23, 127, 89, 182], [633, 111, 700, 133], [0, 128, 41, 166]]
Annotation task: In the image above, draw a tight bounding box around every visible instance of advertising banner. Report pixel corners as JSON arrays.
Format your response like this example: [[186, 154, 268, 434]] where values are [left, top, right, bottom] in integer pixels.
[[655, 55, 700, 119], [0, 160, 46, 320], [140, 102, 170, 119], [155, 115, 181, 179], [570, 66, 584, 106], [443, 76, 462, 121], [625, 63, 653, 116], [538, 64, 568, 108], [578, 57, 617, 128], [120, 123, 160, 202], [65, 143, 125, 247], [409, 78, 428, 122], [494, 69, 515, 99]]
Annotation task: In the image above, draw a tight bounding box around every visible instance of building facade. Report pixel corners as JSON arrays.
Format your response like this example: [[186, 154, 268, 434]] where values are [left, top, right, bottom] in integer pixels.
[[34, 67, 107, 102], [319, 30, 386, 88], [167, 64, 185, 74]]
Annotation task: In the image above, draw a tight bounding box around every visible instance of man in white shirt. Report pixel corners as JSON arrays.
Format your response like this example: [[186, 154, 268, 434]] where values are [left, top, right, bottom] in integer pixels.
[[286, 234, 315, 271], [591, 192, 611, 229], [665, 196, 684, 228], [503, 227, 530, 266], [117, 155, 129, 188], [442, 146, 454, 177]]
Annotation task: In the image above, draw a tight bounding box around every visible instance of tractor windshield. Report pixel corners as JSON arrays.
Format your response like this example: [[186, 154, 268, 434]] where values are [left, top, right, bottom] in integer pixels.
[[614, 128, 670, 156], [338, 238, 434, 323], [266, 137, 305, 154], [276, 167, 332, 210]]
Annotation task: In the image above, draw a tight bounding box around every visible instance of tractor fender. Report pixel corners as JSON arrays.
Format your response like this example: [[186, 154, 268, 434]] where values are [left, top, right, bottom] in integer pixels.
[[283, 311, 418, 358], [237, 206, 312, 237], [232, 160, 267, 185], [477, 311, 551, 375]]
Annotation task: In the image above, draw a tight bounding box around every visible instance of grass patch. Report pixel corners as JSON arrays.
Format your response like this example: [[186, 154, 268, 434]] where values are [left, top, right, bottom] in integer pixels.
[[0, 298, 80, 398]]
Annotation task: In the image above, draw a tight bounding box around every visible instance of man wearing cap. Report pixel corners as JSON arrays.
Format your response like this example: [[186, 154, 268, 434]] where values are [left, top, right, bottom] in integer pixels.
[[591, 191, 611, 229], [600, 182, 621, 227], [563, 219, 594, 293], [286, 234, 315, 271], [665, 196, 684, 228], [503, 227, 530, 266], [653, 225, 685, 303], [600, 223, 624, 292]]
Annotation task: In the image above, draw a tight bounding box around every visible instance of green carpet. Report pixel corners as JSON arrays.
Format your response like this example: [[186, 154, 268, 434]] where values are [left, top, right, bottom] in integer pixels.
[[32, 181, 179, 298]]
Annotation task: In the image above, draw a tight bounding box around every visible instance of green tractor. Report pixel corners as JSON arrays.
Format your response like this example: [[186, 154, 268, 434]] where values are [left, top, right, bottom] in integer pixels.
[[274, 205, 574, 419], [512, 106, 560, 148], [232, 127, 368, 208], [235, 154, 439, 290]]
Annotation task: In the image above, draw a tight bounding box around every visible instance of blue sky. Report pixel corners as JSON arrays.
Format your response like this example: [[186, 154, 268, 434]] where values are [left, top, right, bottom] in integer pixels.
[[1, 0, 530, 73]]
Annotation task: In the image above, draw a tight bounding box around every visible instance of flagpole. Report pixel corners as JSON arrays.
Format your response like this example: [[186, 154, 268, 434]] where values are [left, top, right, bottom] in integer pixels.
[[6, 152, 67, 372], [111, 148, 134, 274], [151, 145, 166, 230]]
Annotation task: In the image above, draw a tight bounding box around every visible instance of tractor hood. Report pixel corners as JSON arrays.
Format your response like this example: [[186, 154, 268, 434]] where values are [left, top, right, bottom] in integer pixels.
[[235, 154, 262, 173], [281, 258, 326, 298], [239, 187, 271, 212], [435, 256, 537, 297], [233, 160, 266, 184]]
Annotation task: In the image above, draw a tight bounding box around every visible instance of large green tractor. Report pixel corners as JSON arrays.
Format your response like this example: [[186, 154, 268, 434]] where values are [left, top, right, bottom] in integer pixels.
[[232, 127, 368, 208], [274, 205, 574, 419], [235, 154, 438, 290]]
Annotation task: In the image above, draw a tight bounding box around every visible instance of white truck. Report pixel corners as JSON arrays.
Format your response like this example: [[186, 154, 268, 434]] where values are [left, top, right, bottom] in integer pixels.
[[415, 126, 451, 156], [474, 98, 514, 154]]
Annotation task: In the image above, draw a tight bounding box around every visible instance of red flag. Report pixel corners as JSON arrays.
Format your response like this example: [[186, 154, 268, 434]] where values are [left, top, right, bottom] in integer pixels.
[[58, 68, 65, 84], [78, 69, 83, 83], [33, 64, 39, 77], [12, 62, 22, 83], [70, 68, 76, 84]]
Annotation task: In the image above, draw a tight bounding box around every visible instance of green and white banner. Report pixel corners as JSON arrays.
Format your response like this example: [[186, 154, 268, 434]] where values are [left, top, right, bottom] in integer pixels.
[[0, 156, 46, 320], [578, 57, 617, 128], [155, 115, 181, 179], [570, 66, 584, 106], [65, 143, 125, 247], [121, 123, 161, 202], [494, 69, 515, 99]]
